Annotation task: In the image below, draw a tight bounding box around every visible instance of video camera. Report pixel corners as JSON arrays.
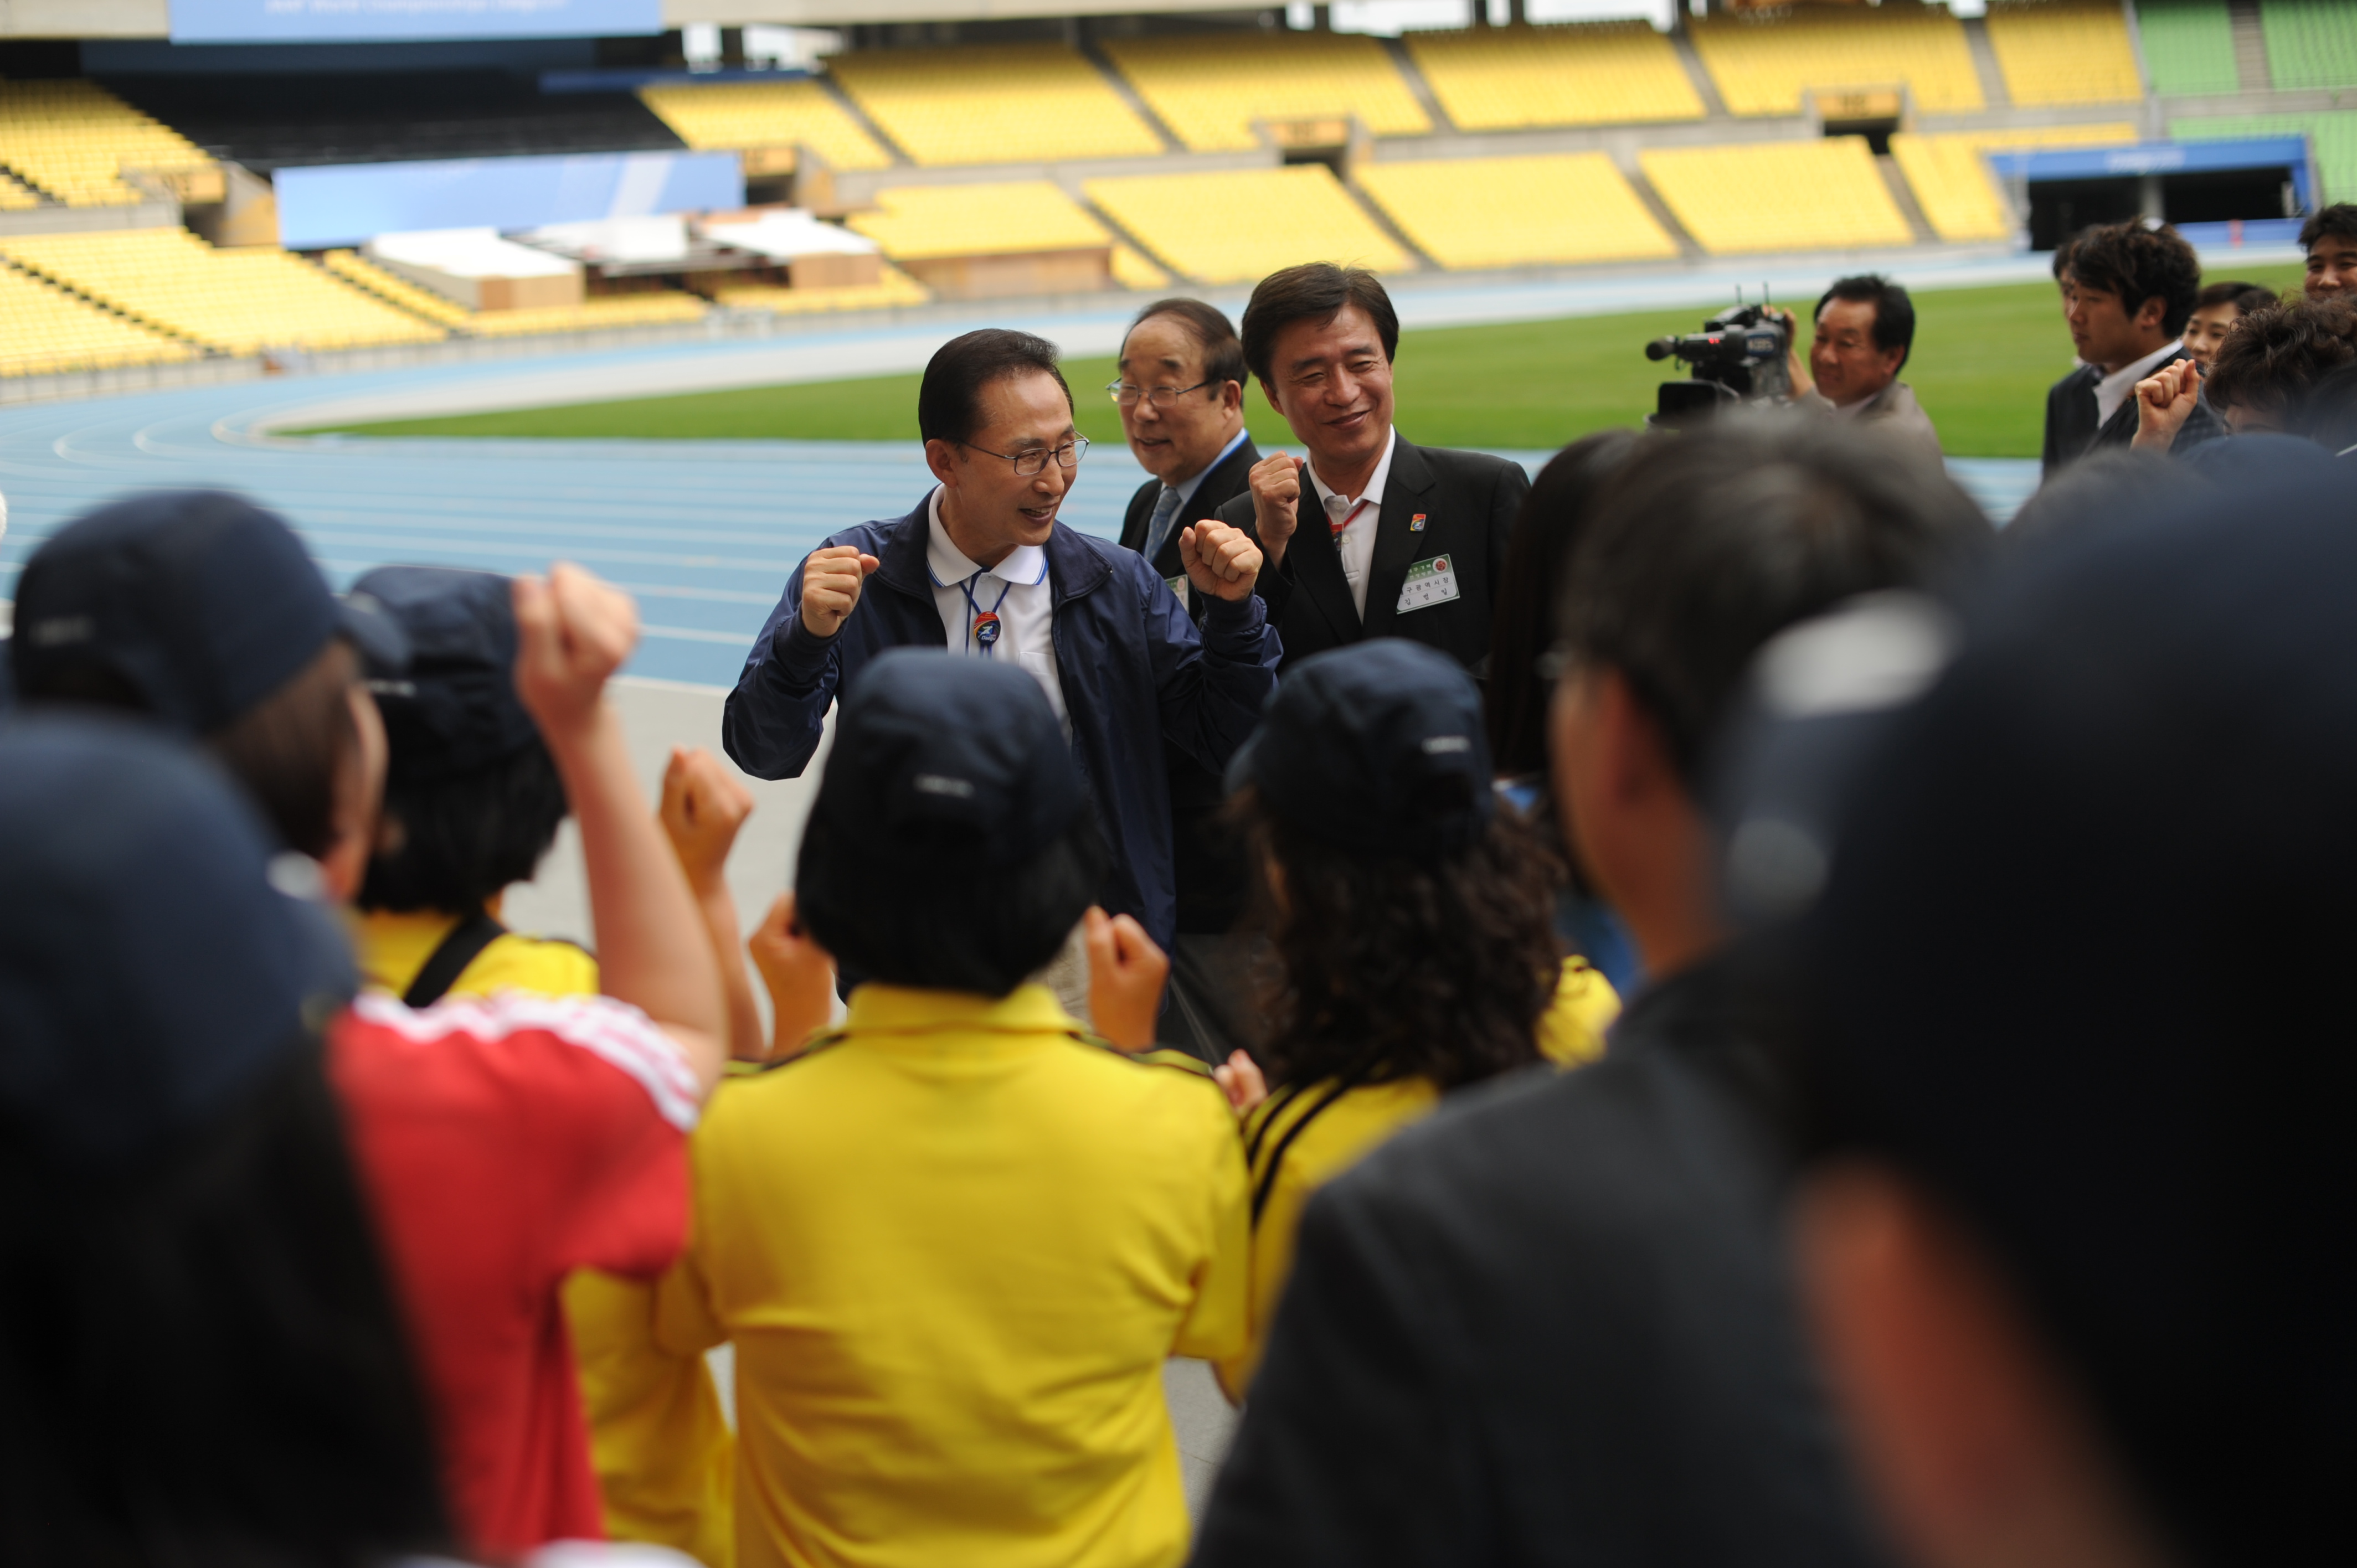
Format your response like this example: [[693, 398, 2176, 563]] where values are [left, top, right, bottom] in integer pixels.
[[1644, 297, 1794, 428]]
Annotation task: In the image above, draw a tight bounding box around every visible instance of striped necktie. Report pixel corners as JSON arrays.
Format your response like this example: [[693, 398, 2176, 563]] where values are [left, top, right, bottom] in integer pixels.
[[1143, 486, 1182, 564]]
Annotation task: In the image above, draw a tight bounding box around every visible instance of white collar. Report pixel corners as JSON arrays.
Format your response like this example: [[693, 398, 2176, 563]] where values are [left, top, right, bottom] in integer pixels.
[[1304, 427, 1398, 514], [2094, 339, 2184, 407], [1170, 425, 1252, 508], [925, 486, 1047, 589]]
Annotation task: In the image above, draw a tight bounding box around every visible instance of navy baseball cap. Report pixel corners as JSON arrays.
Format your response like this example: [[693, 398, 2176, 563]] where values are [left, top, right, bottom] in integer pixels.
[[1227, 639, 1494, 857], [349, 566, 539, 782], [10, 491, 405, 734], [810, 649, 1087, 873], [1801, 461, 2357, 1567], [0, 714, 356, 1164]]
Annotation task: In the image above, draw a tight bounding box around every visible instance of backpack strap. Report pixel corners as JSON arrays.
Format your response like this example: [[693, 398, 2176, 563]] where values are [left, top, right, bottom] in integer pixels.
[[402, 910, 508, 1009]]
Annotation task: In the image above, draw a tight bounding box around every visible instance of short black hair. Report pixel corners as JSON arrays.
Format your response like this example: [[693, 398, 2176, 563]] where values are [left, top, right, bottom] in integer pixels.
[[1814, 274, 1916, 370], [2196, 278, 2276, 313], [1559, 416, 1991, 783], [916, 328, 1073, 449], [1241, 263, 1399, 386], [2205, 294, 2357, 415], [2054, 220, 2204, 337], [2299, 201, 2357, 250], [1126, 297, 1247, 392], [357, 741, 569, 915], [796, 809, 1107, 998]]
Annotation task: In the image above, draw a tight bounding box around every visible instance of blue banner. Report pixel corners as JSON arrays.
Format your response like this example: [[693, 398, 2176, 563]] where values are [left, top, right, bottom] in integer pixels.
[[275, 151, 744, 250], [171, 0, 662, 44]]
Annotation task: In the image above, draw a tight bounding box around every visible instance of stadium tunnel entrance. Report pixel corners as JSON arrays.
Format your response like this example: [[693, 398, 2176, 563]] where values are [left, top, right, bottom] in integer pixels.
[[1995, 136, 2315, 252]]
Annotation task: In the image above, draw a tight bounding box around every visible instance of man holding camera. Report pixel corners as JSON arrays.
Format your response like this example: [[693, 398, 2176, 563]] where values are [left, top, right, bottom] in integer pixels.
[[1785, 275, 1942, 458]]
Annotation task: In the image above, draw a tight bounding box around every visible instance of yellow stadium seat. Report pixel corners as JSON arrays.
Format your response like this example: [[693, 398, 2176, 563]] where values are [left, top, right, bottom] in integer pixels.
[[1110, 243, 1171, 291], [1690, 5, 1984, 116], [1084, 164, 1409, 284], [1983, 1, 2145, 105], [0, 229, 445, 353], [1406, 23, 1703, 131], [0, 260, 197, 377], [1358, 154, 1678, 269], [824, 44, 1162, 166], [320, 249, 475, 328], [0, 80, 217, 208], [459, 293, 708, 338], [846, 181, 1114, 261], [714, 265, 933, 315], [1640, 139, 1913, 253], [638, 80, 891, 171], [1100, 33, 1429, 152], [1891, 123, 2139, 240]]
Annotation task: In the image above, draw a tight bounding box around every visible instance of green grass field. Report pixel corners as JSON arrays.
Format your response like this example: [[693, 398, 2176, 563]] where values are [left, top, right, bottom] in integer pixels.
[[311, 268, 2305, 458]]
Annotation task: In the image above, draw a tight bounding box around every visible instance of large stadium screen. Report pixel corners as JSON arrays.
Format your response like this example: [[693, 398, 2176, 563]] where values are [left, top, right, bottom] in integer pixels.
[[171, 0, 662, 44]]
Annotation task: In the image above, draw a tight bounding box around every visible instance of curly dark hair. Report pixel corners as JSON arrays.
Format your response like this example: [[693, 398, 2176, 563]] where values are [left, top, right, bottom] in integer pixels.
[[2054, 220, 2203, 337], [1236, 786, 1565, 1094], [2206, 295, 2357, 417]]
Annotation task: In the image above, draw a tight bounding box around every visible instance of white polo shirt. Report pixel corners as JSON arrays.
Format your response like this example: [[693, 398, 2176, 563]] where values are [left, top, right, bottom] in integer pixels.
[[924, 487, 1068, 729], [1304, 428, 1397, 623]]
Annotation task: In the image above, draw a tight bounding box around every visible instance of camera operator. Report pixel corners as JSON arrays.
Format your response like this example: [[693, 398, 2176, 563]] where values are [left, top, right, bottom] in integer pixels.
[[1780, 275, 1941, 458]]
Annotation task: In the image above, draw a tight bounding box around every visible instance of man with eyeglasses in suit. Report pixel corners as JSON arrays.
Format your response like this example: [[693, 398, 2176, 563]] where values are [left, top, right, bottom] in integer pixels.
[[725, 328, 1282, 972], [1111, 300, 1267, 1062]]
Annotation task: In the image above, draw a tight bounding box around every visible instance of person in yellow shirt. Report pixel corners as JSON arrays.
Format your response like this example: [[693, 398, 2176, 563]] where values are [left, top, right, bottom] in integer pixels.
[[1211, 639, 1619, 1399], [656, 649, 1248, 1568], [347, 565, 756, 1566]]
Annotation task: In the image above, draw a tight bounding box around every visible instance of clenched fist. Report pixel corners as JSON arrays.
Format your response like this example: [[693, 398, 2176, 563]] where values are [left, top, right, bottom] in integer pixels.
[[799, 544, 881, 639], [1180, 519, 1263, 602], [512, 563, 638, 743], [1248, 452, 1303, 570]]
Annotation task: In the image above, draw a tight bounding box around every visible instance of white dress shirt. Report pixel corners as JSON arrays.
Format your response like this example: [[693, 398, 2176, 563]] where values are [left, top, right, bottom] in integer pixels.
[[924, 487, 1067, 730], [2094, 339, 2184, 429], [1304, 428, 1397, 623]]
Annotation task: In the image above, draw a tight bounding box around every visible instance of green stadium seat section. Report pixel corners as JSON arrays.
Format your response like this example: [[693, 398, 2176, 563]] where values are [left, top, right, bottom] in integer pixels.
[[2259, 0, 2357, 91], [2173, 111, 2357, 202], [2137, 0, 2243, 96]]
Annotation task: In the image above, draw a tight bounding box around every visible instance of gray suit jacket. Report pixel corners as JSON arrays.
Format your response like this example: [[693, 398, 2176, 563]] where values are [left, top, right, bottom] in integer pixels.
[[1797, 380, 1942, 459]]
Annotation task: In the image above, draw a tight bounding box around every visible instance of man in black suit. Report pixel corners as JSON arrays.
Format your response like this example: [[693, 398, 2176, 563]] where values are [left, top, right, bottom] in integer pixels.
[[1213, 264, 1529, 676], [1113, 298, 1262, 1062], [2042, 219, 2224, 477]]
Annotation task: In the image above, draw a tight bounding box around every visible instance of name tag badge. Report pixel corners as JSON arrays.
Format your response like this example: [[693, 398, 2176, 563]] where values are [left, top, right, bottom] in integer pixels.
[[1396, 554, 1460, 615], [1164, 572, 1191, 607]]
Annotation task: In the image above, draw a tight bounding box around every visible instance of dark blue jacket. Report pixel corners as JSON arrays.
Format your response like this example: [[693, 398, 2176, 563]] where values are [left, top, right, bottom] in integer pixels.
[[723, 497, 1283, 951]]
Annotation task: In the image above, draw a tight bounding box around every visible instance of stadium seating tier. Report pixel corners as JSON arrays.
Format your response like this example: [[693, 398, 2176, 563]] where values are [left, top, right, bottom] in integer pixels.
[[1099, 33, 1429, 152], [0, 229, 444, 354], [847, 182, 1114, 261], [2258, 0, 2357, 92], [1084, 164, 1410, 283], [638, 80, 891, 171], [713, 266, 933, 315], [0, 79, 216, 208], [1640, 137, 1914, 253], [1891, 123, 2141, 241], [1689, 6, 1983, 116], [2173, 110, 2357, 202], [0, 261, 198, 378], [1404, 23, 1703, 131], [823, 44, 1163, 167], [2135, 0, 2242, 97], [1358, 154, 1679, 269], [459, 294, 708, 338], [1984, 1, 2147, 105], [320, 250, 475, 329]]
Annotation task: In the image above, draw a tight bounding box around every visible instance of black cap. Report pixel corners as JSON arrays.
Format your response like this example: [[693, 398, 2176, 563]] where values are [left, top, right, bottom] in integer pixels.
[[1226, 639, 1494, 857], [10, 491, 406, 734], [0, 714, 356, 1163], [349, 566, 539, 782], [810, 648, 1087, 872], [1803, 463, 2357, 1567]]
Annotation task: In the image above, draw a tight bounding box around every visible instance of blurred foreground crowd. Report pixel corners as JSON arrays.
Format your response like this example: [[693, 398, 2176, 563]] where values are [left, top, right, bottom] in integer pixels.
[[0, 219, 2349, 1568]]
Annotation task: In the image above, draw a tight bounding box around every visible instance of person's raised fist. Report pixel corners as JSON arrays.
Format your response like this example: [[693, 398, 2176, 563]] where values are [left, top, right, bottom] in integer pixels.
[[1084, 905, 1169, 1051], [747, 892, 836, 1059], [513, 563, 638, 742], [2130, 358, 2204, 453], [800, 545, 881, 639], [658, 746, 755, 891], [1180, 519, 1264, 604], [1248, 452, 1303, 568]]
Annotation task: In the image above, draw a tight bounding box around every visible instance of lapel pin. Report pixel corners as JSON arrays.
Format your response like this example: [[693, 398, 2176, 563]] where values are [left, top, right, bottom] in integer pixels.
[[1409, 513, 1427, 532]]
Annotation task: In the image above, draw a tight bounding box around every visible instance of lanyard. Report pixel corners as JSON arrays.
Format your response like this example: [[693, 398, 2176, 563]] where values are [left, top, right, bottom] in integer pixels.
[[958, 570, 1014, 654]]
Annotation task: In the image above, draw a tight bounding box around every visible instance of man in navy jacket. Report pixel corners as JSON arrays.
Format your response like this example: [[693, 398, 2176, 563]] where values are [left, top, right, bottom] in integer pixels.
[[723, 328, 1281, 954]]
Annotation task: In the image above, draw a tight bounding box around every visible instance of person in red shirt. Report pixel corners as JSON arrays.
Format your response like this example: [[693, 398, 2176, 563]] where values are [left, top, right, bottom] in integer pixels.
[[10, 492, 728, 1558]]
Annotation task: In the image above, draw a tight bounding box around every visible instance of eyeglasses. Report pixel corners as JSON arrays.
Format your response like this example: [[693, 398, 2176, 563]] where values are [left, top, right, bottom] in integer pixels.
[[1106, 379, 1214, 409], [966, 435, 1089, 476]]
